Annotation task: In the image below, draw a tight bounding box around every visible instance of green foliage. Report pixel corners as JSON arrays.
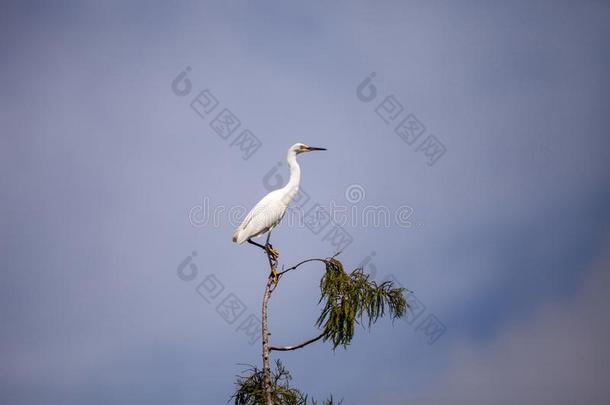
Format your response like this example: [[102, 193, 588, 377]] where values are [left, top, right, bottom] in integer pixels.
[[231, 360, 342, 405], [316, 258, 408, 349], [232, 360, 305, 405], [307, 395, 343, 405], [232, 257, 406, 403]]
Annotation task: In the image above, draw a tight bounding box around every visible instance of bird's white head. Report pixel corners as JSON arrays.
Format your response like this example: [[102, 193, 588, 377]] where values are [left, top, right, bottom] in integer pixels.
[[290, 143, 327, 154]]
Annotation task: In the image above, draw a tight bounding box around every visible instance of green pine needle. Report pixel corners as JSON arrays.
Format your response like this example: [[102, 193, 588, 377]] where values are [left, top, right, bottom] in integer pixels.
[[316, 258, 408, 350], [231, 359, 342, 405]]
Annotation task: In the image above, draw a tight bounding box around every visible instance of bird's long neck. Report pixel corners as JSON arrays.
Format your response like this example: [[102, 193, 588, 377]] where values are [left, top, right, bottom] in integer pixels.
[[283, 151, 301, 198]]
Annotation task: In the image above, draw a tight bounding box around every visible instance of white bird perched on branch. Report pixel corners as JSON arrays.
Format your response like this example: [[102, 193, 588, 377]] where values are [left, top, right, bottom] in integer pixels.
[[232, 143, 326, 261]]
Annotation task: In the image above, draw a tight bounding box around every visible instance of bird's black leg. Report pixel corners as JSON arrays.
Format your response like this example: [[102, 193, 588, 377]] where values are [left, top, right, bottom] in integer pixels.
[[265, 231, 278, 256], [265, 231, 279, 280], [247, 239, 267, 251], [264, 231, 276, 256], [265, 231, 271, 249], [247, 234, 279, 262]]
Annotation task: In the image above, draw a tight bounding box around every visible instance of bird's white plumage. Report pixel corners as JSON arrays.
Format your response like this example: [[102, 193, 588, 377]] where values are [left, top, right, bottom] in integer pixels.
[[232, 143, 325, 244], [232, 189, 289, 244]]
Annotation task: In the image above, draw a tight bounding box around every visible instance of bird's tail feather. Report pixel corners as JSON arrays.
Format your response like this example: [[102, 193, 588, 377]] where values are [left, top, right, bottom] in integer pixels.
[[232, 229, 246, 244]]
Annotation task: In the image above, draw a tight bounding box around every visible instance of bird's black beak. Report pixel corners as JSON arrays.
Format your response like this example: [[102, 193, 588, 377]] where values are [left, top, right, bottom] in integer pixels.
[[307, 146, 326, 151]]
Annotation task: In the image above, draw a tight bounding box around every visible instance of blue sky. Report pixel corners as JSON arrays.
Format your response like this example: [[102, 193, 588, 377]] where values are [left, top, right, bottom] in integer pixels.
[[2, 1, 610, 404]]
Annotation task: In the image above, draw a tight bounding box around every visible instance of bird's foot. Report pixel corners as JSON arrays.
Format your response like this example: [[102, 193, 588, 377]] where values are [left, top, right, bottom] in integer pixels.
[[266, 245, 279, 261], [270, 266, 279, 284]]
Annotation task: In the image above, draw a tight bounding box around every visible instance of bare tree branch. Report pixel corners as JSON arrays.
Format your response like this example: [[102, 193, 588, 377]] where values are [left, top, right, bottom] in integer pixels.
[[261, 233, 276, 405], [259, 247, 345, 403], [270, 332, 326, 352], [277, 258, 328, 277]]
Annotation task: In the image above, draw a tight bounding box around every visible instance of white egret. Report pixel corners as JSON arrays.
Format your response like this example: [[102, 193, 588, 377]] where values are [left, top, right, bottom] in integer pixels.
[[232, 143, 326, 263]]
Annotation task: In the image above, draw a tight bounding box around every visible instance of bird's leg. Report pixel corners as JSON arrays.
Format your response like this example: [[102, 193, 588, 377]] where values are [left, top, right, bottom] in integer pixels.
[[265, 232, 279, 282], [247, 239, 268, 252], [270, 266, 279, 281], [247, 237, 279, 271], [266, 246, 279, 262], [264, 232, 279, 262]]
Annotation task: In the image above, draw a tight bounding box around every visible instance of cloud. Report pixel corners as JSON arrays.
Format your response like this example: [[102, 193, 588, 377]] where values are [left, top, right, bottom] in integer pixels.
[[431, 239, 610, 405]]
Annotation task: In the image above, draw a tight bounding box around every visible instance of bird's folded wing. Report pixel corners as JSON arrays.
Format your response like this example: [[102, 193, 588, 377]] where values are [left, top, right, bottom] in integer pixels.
[[233, 191, 286, 243]]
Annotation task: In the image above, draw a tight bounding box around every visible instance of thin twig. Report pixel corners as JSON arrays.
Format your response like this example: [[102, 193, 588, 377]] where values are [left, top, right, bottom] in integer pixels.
[[277, 258, 328, 277], [270, 332, 326, 352]]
